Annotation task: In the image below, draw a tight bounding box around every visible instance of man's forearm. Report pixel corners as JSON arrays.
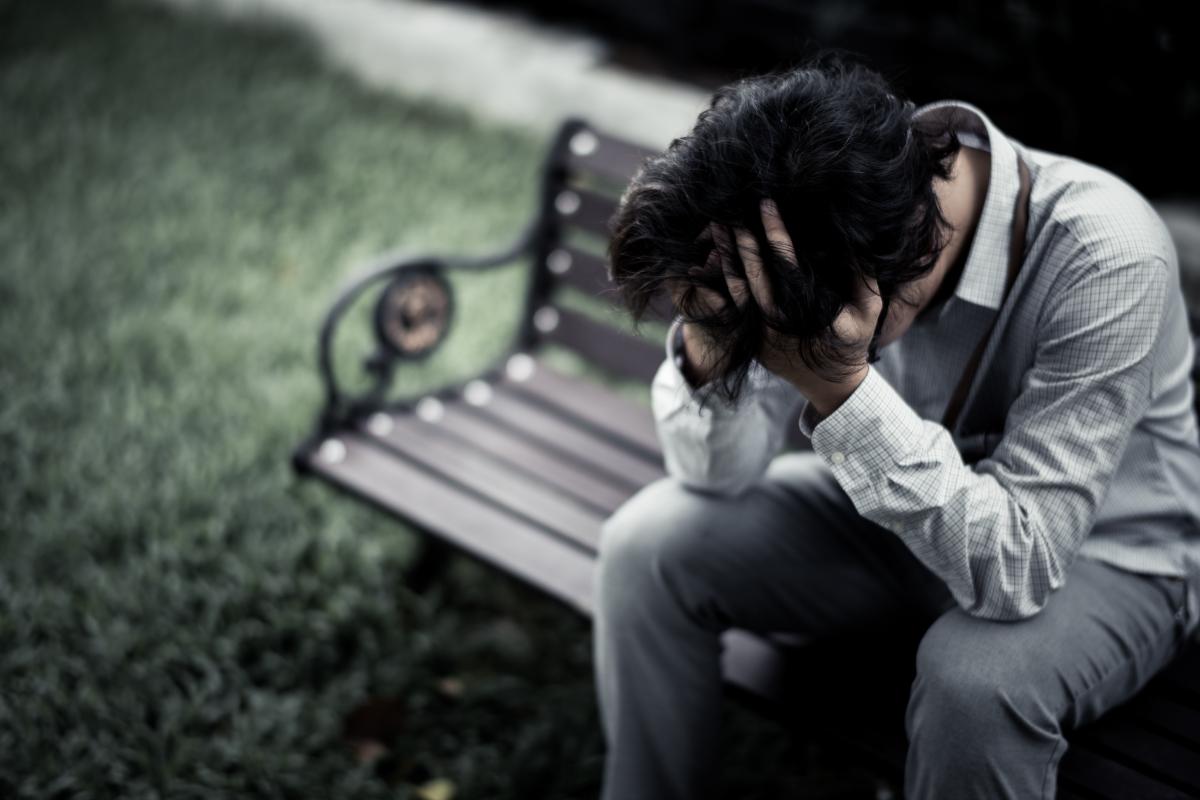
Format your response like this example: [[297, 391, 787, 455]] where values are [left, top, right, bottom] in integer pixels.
[[679, 317, 869, 420], [653, 317, 803, 495]]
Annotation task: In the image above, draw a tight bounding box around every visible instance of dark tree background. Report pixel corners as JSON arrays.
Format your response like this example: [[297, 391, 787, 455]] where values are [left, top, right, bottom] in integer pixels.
[[474, 0, 1198, 200]]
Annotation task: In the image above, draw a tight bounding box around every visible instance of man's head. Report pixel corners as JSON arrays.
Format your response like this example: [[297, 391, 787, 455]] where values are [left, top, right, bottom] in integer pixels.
[[607, 50, 965, 408]]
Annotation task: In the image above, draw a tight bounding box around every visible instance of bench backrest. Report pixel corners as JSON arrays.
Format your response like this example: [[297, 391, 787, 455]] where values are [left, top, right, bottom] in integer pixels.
[[520, 118, 670, 385], [521, 118, 1200, 425]]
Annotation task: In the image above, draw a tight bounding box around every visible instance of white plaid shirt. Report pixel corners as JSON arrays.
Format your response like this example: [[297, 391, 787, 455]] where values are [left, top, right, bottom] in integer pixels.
[[654, 99, 1200, 633]]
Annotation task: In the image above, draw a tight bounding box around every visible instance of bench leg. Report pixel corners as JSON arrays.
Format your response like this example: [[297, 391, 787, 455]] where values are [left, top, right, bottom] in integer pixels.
[[403, 536, 454, 594]]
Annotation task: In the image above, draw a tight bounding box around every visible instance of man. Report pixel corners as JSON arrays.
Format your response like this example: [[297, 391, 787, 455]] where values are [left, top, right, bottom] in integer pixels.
[[594, 52, 1200, 799]]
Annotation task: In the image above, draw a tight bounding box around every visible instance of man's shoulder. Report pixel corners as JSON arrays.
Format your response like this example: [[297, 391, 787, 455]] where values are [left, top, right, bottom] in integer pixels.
[[1024, 145, 1177, 274]]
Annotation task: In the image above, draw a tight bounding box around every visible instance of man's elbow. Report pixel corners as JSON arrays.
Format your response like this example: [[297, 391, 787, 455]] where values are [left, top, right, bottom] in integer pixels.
[[660, 448, 761, 498], [960, 515, 1075, 622], [964, 587, 1051, 622]]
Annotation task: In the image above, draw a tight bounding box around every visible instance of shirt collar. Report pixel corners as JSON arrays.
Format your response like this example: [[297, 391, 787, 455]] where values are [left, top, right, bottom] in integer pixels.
[[912, 99, 1021, 317]]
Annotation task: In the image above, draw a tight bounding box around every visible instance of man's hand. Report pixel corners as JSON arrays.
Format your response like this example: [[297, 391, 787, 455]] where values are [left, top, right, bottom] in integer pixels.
[[665, 224, 731, 386], [671, 198, 883, 417]]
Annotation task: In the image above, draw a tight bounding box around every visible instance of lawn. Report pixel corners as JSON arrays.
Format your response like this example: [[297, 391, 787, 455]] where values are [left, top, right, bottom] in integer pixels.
[[0, 1, 872, 797]]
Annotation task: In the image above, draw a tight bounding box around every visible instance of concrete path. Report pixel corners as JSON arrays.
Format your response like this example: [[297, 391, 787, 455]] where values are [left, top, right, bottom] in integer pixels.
[[153, 0, 1200, 291], [155, 0, 712, 151]]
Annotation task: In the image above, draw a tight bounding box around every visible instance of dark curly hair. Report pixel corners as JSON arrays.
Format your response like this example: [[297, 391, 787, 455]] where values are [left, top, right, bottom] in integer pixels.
[[607, 49, 964, 412]]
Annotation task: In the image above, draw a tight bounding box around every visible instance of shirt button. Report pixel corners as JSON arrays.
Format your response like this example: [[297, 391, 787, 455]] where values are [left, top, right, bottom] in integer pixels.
[[830, 451, 846, 465]]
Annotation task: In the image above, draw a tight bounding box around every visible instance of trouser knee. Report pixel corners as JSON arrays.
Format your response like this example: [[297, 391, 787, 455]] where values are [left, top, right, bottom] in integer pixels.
[[595, 477, 729, 630], [907, 609, 1057, 767]]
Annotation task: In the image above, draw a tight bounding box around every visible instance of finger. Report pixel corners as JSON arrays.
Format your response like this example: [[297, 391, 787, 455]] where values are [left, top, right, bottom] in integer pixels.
[[669, 281, 726, 317], [668, 226, 720, 307], [668, 239, 731, 314], [850, 274, 883, 322], [860, 274, 882, 304], [733, 224, 775, 314], [694, 246, 728, 312], [710, 222, 752, 310], [759, 198, 799, 269], [710, 220, 732, 247], [831, 274, 884, 345]]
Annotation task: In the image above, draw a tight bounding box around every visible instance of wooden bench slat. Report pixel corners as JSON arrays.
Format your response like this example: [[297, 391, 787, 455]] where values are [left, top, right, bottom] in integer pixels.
[[564, 127, 656, 187], [508, 359, 661, 461], [542, 306, 663, 384], [362, 413, 608, 553], [549, 244, 675, 322], [414, 400, 640, 519], [1070, 709, 1200, 794], [471, 384, 667, 491], [1119, 690, 1200, 747], [1154, 643, 1200, 699], [299, 432, 596, 615], [718, 628, 791, 708], [1059, 744, 1195, 799], [555, 184, 620, 240], [552, 244, 617, 302]]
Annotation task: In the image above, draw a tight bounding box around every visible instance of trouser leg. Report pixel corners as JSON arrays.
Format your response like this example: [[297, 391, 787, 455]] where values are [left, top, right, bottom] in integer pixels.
[[592, 451, 955, 800], [904, 557, 1192, 800]]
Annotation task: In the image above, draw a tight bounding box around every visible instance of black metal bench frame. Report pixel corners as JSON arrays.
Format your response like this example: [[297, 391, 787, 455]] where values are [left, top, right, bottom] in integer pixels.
[[292, 117, 1200, 799]]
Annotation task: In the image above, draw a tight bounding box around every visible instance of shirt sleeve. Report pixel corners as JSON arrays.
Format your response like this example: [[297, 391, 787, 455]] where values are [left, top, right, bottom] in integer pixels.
[[799, 254, 1170, 621], [651, 317, 804, 496]]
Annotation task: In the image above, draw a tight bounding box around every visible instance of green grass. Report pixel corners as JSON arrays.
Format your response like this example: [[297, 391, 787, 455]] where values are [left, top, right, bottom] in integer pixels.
[[0, 1, 881, 797]]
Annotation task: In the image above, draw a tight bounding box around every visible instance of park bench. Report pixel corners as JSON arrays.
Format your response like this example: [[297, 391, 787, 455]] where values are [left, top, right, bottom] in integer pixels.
[[292, 117, 1200, 798]]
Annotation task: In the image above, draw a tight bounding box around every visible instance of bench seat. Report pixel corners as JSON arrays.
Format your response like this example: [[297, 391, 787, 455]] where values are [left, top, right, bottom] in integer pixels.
[[297, 353, 1200, 799], [294, 116, 1200, 798]]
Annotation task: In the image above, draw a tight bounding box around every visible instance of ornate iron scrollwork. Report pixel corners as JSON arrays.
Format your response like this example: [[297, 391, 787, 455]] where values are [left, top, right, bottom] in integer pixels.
[[373, 267, 453, 359]]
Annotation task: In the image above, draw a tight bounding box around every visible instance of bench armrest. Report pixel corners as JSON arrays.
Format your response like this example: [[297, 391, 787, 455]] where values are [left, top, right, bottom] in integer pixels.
[[316, 223, 537, 431]]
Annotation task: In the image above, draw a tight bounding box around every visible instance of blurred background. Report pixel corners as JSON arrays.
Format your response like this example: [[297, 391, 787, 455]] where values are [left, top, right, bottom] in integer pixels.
[[1, 0, 1196, 798]]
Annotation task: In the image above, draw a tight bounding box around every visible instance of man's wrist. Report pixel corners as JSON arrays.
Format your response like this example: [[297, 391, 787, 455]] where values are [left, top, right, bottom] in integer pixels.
[[803, 364, 870, 420]]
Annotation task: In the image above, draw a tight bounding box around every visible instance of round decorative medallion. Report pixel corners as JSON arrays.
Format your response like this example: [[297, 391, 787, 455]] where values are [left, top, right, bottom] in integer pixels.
[[374, 268, 453, 359]]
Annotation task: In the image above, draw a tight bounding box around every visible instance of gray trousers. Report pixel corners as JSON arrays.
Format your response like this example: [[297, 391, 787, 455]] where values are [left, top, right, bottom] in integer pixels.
[[592, 451, 1194, 800]]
